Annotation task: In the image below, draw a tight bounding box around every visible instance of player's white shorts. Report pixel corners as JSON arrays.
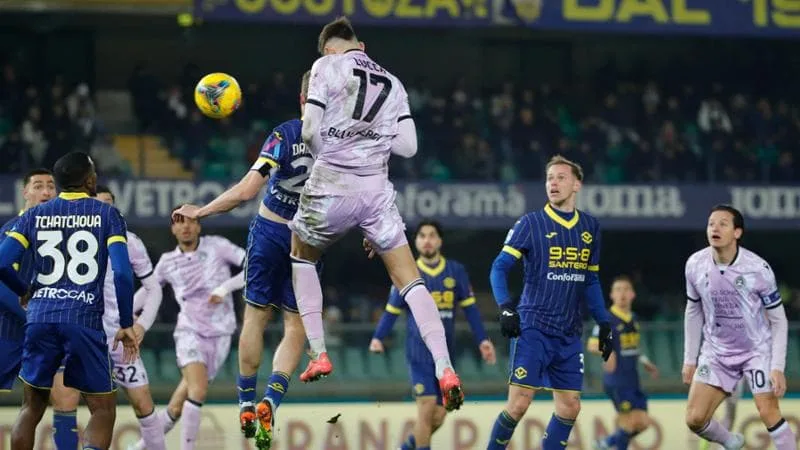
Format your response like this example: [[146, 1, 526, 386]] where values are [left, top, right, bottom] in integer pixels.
[[694, 351, 772, 395], [107, 339, 150, 389], [174, 330, 231, 381]]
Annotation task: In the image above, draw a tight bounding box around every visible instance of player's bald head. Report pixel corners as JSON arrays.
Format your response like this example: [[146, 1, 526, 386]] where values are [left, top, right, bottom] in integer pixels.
[[318, 16, 359, 55]]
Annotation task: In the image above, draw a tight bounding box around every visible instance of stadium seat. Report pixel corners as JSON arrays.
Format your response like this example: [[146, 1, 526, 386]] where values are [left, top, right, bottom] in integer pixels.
[[366, 352, 391, 380], [455, 352, 481, 380], [158, 352, 181, 382], [388, 349, 408, 380], [787, 334, 800, 376], [140, 349, 159, 379], [648, 331, 677, 378]]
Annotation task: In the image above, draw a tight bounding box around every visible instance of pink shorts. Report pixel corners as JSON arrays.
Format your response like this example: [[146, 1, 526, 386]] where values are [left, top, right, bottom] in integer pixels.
[[289, 167, 407, 253], [174, 330, 231, 381], [694, 351, 772, 395]]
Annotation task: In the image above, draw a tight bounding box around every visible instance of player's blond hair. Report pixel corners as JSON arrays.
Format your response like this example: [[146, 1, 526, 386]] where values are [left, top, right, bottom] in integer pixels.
[[545, 155, 584, 181], [301, 70, 311, 98]]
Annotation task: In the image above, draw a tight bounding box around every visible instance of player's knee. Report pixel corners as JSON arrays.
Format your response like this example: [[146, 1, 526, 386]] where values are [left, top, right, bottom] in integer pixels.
[[238, 341, 262, 370], [506, 394, 532, 419], [51, 387, 80, 411], [554, 396, 581, 420], [187, 381, 208, 402], [685, 408, 708, 432], [633, 413, 651, 432]]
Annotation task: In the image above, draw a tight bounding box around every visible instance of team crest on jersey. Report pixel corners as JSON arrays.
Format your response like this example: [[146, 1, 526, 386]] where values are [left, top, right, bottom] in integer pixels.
[[198, 251, 208, 261], [697, 365, 709, 378], [735, 276, 745, 288], [514, 367, 528, 379], [581, 232, 593, 244], [444, 277, 456, 289], [414, 383, 425, 395]]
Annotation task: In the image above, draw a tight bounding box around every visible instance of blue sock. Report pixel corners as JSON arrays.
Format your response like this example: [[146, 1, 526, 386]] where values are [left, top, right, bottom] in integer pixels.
[[608, 428, 634, 450], [487, 410, 518, 449], [82, 447, 101, 450], [400, 434, 416, 450], [542, 414, 575, 449], [417, 447, 430, 450], [53, 410, 79, 450], [264, 372, 290, 408], [237, 373, 257, 406]]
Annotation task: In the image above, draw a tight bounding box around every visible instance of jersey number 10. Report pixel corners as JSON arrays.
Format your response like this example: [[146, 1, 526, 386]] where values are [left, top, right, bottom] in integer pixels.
[[351, 68, 392, 123]]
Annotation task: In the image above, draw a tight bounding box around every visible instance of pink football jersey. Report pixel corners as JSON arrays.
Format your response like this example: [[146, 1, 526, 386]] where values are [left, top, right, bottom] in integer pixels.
[[685, 246, 782, 362], [102, 231, 154, 337], [154, 236, 246, 337], [306, 50, 411, 175]]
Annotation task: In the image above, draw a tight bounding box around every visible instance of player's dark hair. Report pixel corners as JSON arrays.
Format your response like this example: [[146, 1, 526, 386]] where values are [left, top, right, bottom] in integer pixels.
[[23, 168, 53, 186], [52, 152, 95, 191], [301, 70, 311, 99], [546, 155, 584, 181], [415, 220, 443, 239], [318, 16, 357, 55], [710, 204, 745, 235], [611, 274, 634, 286], [96, 184, 115, 203]]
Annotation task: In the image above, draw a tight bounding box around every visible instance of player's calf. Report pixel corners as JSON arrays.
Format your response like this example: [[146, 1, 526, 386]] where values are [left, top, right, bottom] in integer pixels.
[[12, 386, 50, 450], [82, 393, 117, 450], [51, 373, 81, 450]]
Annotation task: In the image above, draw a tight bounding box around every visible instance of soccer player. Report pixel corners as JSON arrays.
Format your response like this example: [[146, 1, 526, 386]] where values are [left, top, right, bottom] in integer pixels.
[[683, 205, 796, 450], [369, 221, 496, 450], [0, 152, 139, 450], [49, 185, 166, 450], [486, 155, 613, 450], [0, 169, 56, 394], [588, 275, 659, 450], [288, 16, 464, 411], [129, 211, 246, 450], [172, 71, 313, 449]]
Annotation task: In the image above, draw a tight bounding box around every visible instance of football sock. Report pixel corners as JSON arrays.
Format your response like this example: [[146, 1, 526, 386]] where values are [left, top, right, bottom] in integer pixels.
[[53, 410, 79, 450], [181, 399, 203, 450], [138, 409, 167, 450], [487, 410, 518, 449], [542, 414, 574, 450], [291, 257, 327, 358], [605, 428, 633, 450], [237, 373, 258, 406], [264, 372, 290, 408], [402, 281, 452, 377], [400, 434, 416, 450], [696, 420, 734, 444], [417, 447, 431, 450], [768, 418, 798, 450]]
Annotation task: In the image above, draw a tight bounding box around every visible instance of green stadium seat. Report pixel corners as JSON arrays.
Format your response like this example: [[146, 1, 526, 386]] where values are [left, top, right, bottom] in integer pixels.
[[648, 331, 676, 378], [787, 334, 800, 376], [388, 348, 407, 378], [158, 352, 181, 382], [140, 350, 159, 379], [455, 352, 481, 380], [366, 353, 390, 380]]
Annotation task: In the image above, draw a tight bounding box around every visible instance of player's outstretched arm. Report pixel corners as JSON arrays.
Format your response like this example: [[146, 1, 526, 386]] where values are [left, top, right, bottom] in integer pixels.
[[132, 276, 163, 339], [109, 240, 140, 363], [369, 288, 403, 353], [766, 304, 788, 397], [175, 171, 267, 222], [209, 271, 245, 304], [0, 237, 29, 307]]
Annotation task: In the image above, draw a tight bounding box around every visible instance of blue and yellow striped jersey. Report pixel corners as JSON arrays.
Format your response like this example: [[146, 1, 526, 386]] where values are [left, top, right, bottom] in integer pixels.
[[590, 307, 642, 387], [502, 204, 601, 336], [7, 193, 128, 331], [249, 119, 313, 220], [386, 258, 475, 365], [0, 213, 29, 340]]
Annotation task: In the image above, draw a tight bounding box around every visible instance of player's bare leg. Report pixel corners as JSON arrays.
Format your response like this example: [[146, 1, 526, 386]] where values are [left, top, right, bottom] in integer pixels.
[[126, 384, 167, 450], [81, 392, 118, 450], [488, 385, 534, 448], [685, 382, 744, 449], [290, 233, 331, 382], [255, 311, 305, 450], [180, 362, 209, 450], [238, 305, 273, 438], [11, 385, 51, 450], [752, 393, 797, 449], [50, 372, 81, 449], [405, 396, 446, 449], [379, 243, 463, 411]]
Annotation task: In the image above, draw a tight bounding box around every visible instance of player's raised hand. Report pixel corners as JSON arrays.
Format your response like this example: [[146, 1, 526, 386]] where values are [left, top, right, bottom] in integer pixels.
[[114, 327, 140, 364], [770, 370, 786, 398], [362, 238, 377, 259], [499, 306, 521, 338], [681, 364, 696, 385], [479, 339, 497, 365], [598, 322, 613, 361], [172, 204, 201, 222], [368, 338, 384, 353]]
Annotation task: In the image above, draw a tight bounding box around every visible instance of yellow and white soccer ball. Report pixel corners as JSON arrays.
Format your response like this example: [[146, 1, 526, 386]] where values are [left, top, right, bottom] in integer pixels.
[[194, 72, 242, 119]]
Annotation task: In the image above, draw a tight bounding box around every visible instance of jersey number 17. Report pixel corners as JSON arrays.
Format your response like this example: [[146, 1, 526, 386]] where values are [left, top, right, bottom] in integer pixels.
[[351, 68, 392, 123]]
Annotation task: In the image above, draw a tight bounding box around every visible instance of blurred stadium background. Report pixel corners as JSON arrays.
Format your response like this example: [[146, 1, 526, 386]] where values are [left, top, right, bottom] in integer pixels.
[[0, 0, 799, 448]]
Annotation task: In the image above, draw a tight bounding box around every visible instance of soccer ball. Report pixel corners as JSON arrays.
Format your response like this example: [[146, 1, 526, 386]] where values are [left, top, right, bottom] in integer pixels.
[[194, 73, 242, 119]]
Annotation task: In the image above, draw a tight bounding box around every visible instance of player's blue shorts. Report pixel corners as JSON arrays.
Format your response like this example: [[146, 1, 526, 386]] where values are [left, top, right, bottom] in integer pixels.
[[245, 216, 298, 312], [604, 384, 648, 412], [408, 358, 443, 405], [19, 323, 115, 394], [0, 337, 23, 391], [509, 327, 583, 391]]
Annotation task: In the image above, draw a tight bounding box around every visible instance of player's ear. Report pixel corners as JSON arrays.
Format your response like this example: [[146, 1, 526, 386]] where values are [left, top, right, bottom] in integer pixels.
[[359, 41, 366, 51], [734, 228, 743, 241]]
